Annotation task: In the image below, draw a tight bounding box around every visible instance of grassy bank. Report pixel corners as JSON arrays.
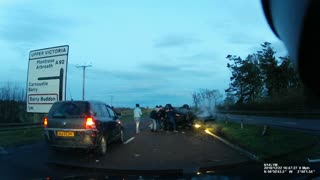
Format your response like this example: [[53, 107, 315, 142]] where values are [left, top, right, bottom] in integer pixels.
[[0, 127, 44, 147], [118, 108, 152, 123], [206, 120, 320, 161]]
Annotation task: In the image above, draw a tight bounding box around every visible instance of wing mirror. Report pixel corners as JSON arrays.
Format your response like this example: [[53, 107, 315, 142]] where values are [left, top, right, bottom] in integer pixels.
[[262, 0, 320, 96]]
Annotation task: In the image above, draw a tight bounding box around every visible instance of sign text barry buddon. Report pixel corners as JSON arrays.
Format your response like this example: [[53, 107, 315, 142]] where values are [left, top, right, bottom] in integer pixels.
[[27, 45, 68, 113]]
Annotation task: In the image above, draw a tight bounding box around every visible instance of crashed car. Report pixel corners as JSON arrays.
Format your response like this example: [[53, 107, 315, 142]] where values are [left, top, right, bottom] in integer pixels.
[[164, 104, 196, 129], [192, 107, 218, 130]]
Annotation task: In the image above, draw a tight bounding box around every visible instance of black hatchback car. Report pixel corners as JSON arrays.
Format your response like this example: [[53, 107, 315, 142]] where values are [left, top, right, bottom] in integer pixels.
[[43, 100, 124, 155]]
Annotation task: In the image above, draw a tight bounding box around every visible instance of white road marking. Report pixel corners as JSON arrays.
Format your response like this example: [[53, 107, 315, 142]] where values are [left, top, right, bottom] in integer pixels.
[[123, 137, 135, 144], [283, 122, 297, 125], [0, 147, 8, 155]]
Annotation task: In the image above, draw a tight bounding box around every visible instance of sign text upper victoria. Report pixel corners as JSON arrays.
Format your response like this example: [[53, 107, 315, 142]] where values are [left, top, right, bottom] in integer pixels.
[[27, 45, 69, 113]]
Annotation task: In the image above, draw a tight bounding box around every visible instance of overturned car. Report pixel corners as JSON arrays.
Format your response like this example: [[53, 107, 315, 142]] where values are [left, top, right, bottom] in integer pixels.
[[164, 104, 197, 129]]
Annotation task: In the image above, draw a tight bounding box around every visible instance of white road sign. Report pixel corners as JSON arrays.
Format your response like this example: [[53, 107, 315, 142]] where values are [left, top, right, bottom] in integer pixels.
[[27, 45, 69, 113]]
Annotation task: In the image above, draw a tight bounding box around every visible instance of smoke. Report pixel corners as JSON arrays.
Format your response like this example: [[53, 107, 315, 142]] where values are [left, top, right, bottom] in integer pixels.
[[196, 105, 216, 118]]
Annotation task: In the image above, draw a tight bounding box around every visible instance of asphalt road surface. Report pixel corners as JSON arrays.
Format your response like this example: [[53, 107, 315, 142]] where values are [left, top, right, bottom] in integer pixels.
[[1, 118, 319, 179], [0, 118, 252, 179], [216, 113, 320, 134]]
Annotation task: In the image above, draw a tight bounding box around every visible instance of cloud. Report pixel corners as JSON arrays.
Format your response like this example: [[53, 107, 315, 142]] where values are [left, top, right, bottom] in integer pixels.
[[66, 64, 148, 81], [141, 63, 181, 72], [0, 4, 75, 44], [176, 52, 228, 74], [140, 61, 220, 78], [178, 52, 219, 62], [154, 34, 201, 48], [84, 67, 157, 81], [83, 64, 197, 82], [227, 32, 260, 45]]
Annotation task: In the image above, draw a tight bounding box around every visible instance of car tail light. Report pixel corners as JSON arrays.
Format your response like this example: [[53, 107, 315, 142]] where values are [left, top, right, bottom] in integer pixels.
[[43, 116, 48, 128], [85, 117, 96, 129]]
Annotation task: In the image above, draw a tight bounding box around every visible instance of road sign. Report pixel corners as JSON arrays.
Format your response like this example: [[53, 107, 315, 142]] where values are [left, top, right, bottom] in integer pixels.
[[27, 45, 69, 113]]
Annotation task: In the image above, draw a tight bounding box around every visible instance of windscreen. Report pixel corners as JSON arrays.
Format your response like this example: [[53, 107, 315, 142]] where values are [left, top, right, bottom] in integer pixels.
[[48, 101, 89, 118]]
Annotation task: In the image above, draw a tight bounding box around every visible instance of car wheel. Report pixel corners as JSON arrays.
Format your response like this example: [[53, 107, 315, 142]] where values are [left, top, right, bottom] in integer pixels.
[[96, 136, 107, 156]]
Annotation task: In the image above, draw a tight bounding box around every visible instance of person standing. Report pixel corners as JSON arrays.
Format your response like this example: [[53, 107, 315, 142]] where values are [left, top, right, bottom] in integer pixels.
[[149, 106, 159, 132], [167, 107, 178, 132], [133, 104, 142, 133], [157, 105, 165, 131]]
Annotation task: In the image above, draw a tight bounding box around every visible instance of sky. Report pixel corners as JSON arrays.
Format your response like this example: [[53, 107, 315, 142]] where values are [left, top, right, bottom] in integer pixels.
[[0, 0, 287, 108]]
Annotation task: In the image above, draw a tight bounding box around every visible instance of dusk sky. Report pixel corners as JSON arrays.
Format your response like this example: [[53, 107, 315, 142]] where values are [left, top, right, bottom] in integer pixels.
[[0, 0, 287, 108]]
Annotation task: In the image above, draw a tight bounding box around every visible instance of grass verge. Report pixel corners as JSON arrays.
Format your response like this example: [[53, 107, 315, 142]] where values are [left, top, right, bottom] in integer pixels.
[[119, 108, 151, 124], [120, 115, 133, 123], [0, 127, 44, 147], [206, 120, 320, 161]]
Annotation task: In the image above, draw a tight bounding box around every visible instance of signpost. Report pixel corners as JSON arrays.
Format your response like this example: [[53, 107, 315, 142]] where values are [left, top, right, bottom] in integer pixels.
[[27, 45, 69, 113]]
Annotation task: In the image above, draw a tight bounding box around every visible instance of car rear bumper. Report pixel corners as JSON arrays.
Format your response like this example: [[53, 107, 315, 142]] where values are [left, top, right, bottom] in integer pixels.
[[44, 128, 99, 149]]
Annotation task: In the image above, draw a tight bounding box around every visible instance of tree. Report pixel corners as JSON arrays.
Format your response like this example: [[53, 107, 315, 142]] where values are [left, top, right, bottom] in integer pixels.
[[192, 89, 222, 110], [211, 89, 223, 107], [224, 42, 305, 111], [191, 91, 201, 109], [224, 92, 235, 106], [0, 82, 27, 123], [225, 55, 245, 103], [241, 54, 263, 102], [225, 54, 263, 104], [257, 42, 278, 97], [278, 55, 301, 90]]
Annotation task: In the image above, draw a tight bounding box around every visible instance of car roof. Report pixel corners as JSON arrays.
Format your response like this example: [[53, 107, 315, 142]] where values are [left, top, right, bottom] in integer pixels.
[[54, 100, 111, 107]]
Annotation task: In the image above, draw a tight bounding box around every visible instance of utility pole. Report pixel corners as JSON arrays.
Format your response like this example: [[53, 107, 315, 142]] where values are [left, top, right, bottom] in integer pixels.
[[76, 64, 92, 100]]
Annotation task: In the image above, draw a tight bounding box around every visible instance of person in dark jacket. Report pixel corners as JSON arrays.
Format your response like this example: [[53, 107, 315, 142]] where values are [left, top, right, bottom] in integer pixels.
[[157, 105, 165, 131], [166, 107, 179, 132]]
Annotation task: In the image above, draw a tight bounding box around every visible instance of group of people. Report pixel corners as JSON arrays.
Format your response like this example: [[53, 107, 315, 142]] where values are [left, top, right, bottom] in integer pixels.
[[132, 104, 180, 134], [149, 105, 180, 133]]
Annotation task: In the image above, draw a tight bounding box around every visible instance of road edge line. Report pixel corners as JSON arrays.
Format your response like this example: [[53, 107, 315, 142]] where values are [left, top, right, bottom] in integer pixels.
[[123, 137, 135, 144], [206, 131, 260, 161]]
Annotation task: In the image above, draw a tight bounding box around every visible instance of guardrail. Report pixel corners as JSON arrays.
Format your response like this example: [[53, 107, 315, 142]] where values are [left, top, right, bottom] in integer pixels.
[[218, 110, 320, 114], [217, 110, 320, 118], [216, 113, 320, 134], [0, 122, 41, 128], [0, 122, 42, 132]]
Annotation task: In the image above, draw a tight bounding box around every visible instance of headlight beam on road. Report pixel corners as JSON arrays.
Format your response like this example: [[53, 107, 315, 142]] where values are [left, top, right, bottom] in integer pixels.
[[194, 124, 201, 129]]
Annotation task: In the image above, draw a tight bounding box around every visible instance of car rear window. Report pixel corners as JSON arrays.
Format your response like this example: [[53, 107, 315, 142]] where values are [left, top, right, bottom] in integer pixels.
[[48, 101, 89, 118]]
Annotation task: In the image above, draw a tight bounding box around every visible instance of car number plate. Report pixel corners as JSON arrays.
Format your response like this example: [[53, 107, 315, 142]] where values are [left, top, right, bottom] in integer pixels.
[[57, 131, 75, 137]]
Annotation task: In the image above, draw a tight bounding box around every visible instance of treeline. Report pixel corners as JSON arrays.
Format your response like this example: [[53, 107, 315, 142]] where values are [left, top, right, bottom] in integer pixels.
[[218, 42, 320, 112], [0, 82, 31, 123], [192, 89, 223, 112]]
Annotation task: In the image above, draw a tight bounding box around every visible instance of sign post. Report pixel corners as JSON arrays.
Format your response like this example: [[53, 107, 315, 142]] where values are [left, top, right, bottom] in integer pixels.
[[27, 45, 69, 113]]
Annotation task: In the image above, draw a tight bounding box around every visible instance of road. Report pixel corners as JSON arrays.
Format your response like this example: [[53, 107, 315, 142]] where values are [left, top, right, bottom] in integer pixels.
[[216, 113, 320, 134], [0, 118, 253, 179]]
